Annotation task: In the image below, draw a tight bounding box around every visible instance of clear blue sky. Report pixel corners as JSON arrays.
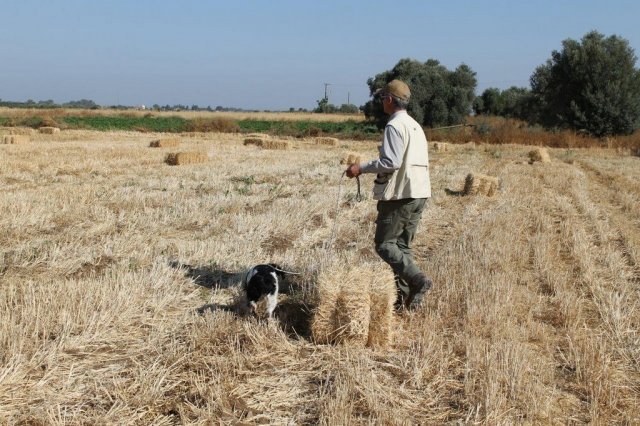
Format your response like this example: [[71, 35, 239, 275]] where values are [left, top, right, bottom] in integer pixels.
[[2, 0, 639, 110]]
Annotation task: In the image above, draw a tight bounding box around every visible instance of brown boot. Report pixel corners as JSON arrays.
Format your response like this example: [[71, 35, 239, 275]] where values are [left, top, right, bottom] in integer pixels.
[[405, 274, 432, 309]]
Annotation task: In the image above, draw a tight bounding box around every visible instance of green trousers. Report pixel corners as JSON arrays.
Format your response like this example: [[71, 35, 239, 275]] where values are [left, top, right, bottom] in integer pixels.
[[374, 198, 427, 297]]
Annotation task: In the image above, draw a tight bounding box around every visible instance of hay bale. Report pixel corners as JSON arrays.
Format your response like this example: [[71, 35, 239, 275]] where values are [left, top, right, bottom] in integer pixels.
[[334, 285, 371, 348], [38, 126, 60, 134], [315, 137, 339, 146], [243, 137, 264, 146], [528, 147, 551, 163], [9, 127, 35, 136], [260, 139, 290, 150], [164, 152, 208, 166], [181, 132, 206, 138], [150, 138, 180, 148], [463, 173, 499, 196], [366, 266, 396, 349], [432, 142, 449, 152], [2, 135, 30, 145], [340, 152, 362, 165], [245, 133, 270, 139], [311, 270, 344, 345], [312, 264, 395, 348]]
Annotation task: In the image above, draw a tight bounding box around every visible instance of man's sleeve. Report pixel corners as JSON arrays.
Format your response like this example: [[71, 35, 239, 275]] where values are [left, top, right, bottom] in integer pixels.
[[359, 125, 404, 174]]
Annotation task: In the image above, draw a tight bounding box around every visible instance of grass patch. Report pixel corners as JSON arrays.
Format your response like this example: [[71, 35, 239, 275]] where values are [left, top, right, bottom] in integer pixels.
[[61, 115, 188, 132]]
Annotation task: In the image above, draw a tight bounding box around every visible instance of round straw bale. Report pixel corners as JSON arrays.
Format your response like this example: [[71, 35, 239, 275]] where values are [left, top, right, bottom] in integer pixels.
[[164, 151, 209, 166], [528, 147, 551, 164], [38, 126, 60, 134], [315, 137, 339, 146], [463, 173, 499, 196], [150, 138, 181, 148]]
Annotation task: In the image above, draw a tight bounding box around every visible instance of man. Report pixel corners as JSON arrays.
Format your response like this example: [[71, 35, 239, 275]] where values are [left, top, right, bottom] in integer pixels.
[[346, 79, 432, 310]]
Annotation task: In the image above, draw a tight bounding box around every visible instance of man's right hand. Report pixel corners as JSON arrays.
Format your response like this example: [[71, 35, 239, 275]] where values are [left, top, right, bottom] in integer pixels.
[[346, 163, 361, 178]]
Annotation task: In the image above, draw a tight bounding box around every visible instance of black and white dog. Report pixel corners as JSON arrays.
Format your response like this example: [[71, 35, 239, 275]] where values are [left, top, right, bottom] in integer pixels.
[[242, 264, 285, 318]]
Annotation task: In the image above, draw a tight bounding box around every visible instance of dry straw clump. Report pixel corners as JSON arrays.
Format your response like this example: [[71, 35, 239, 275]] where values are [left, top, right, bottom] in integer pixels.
[[463, 173, 500, 196], [150, 138, 181, 148], [315, 137, 339, 146], [528, 147, 551, 163], [164, 151, 208, 166], [38, 126, 60, 134], [312, 264, 396, 348], [340, 152, 362, 165], [2, 135, 30, 145]]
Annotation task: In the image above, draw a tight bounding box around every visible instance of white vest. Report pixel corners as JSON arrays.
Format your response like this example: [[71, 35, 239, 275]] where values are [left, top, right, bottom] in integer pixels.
[[373, 112, 431, 200]]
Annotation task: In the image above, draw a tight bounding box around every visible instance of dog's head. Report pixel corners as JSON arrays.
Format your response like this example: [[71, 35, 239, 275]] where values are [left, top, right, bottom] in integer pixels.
[[245, 266, 279, 306]]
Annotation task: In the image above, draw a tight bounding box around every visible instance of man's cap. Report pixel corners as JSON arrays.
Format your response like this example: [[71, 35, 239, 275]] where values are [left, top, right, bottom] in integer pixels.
[[375, 79, 411, 101]]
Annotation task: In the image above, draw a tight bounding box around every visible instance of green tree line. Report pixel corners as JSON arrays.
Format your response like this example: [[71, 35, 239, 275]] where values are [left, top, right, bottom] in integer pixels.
[[365, 31, 640, 137]]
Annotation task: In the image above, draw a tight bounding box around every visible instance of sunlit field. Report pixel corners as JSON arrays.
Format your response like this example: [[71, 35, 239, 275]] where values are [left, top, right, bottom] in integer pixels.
[[0, 107, 365, 123], [1, 130, 639, 423]]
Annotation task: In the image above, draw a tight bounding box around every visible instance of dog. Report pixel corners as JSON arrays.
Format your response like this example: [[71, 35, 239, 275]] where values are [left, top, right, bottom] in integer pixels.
[[242, 264, 285, 318]]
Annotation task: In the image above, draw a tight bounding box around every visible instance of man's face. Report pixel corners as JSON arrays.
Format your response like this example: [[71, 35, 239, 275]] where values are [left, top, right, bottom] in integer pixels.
[[381, 95, 393, 115]]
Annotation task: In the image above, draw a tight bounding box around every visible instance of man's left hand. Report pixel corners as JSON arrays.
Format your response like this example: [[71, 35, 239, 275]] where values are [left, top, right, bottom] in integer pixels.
[[346, 163, 361, 178]]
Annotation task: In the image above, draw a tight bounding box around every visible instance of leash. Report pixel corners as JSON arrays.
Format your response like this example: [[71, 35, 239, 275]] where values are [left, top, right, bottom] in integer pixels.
[[271, 267, 302, 275], [325, 171, 362, 250], [355, 175, 363, 202], [242, 264, 302, 286]]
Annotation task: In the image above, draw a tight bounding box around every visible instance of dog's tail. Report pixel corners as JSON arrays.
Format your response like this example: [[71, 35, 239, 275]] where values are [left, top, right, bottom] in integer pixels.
[[267, 263, 301, 277]]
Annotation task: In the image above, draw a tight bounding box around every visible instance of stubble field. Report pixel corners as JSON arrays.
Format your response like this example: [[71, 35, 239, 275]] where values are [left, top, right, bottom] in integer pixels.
[[1, 130, 639, 424]]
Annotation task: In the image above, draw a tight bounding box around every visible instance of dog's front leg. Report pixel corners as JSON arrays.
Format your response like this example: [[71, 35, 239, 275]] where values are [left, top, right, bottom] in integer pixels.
[[265, 294, 277, 319]]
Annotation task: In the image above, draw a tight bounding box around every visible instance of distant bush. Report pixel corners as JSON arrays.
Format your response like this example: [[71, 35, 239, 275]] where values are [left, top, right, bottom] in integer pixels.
[[185, 118, 239, 133]]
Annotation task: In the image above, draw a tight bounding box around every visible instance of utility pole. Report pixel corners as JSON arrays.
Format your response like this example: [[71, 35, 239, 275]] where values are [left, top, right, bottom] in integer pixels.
[[323, 83, 331, 100], [347, 91, 350, 105]]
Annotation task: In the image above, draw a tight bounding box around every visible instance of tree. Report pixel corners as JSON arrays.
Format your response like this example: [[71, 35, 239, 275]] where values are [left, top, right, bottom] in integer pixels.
[[531, 31, 640, 136], [314, 97, 337, 113], [473, 86, 536, 121], [338, 103, 359, 114], [474, 88, 503, 115], [363, 58, 477, 129]]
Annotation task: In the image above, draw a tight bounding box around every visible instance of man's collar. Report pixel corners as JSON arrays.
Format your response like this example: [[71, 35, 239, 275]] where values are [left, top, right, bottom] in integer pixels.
[[389, 110, 407, 120]]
